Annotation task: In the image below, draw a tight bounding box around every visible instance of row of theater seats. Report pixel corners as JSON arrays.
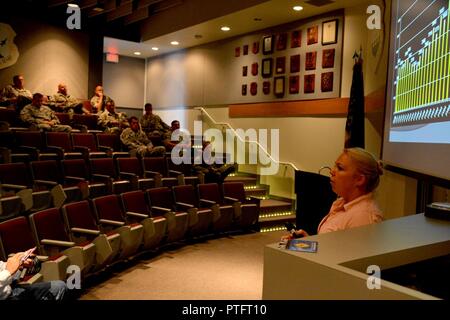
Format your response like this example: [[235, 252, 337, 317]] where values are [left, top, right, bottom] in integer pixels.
[[0, 156, 202, 218], [0, 107, 102, 132], [0, 130, 129, 163], [0, 183, 260, 285]]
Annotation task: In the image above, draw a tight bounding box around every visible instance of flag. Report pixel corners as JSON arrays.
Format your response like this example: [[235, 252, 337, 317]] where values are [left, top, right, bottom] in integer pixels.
[[344, 53, 365, 148]]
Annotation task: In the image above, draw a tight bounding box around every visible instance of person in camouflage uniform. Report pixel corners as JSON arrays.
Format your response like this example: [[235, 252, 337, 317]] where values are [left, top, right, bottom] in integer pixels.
[[20, 93, 72, 132], [139, 103, 171, 145], [97, 99, 129, 134], [49, 83, 89, 116], [90, 85, 111, 114], [120, 116, 166, 157], [0, 75, 32, 112]]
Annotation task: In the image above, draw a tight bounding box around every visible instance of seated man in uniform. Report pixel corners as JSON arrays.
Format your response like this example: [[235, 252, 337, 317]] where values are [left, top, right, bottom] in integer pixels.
[[90, 85, 111, 114], [139, 103, 171, 146], [0, 75, 33, 112], [20, 93, 72, 132], [97, 99, 129, 134], [163, 120, 191, 151], [49, 83, 89, 115], [120, 116, 166, 157]]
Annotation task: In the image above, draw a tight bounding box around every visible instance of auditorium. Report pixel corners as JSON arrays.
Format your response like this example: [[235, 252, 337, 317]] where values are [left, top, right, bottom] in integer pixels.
[[0, 0, 449, 302]]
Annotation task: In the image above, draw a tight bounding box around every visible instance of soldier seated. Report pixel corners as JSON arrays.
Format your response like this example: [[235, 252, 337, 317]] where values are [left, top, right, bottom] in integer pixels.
[[97, 99, 129, 134], [120, 116, 166, 157], [20, 93, 72, 132], [49, 83, 89, 115]]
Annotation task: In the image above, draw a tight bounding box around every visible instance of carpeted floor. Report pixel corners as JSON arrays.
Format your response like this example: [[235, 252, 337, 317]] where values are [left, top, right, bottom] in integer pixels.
[[80, 230, 285, 300]]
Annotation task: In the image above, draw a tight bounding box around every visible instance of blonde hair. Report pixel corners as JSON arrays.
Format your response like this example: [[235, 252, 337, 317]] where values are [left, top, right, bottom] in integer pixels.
[[344, 148, 383, 193]]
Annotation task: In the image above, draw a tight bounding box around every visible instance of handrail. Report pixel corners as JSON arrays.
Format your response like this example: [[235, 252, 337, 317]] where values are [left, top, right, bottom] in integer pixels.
[[194, 107, 299, 173]]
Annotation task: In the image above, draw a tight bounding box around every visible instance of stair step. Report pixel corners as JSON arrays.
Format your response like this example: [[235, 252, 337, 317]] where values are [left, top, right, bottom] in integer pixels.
[[260, 199, 293, 212], [224, 175, 257, 185]]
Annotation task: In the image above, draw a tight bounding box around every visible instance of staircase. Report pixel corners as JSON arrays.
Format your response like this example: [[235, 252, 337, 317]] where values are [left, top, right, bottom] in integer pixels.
[[224, 172, 296, 233]]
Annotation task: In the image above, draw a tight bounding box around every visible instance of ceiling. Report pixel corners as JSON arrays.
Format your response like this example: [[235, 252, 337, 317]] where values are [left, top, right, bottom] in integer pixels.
[[104, 0, 364, 59], [3, 0, 367, 59]]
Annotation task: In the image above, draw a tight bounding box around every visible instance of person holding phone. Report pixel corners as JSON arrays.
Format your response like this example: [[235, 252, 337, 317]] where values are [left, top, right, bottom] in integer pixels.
[[0, 249, 68, 300], [284, 148, 384, 239]]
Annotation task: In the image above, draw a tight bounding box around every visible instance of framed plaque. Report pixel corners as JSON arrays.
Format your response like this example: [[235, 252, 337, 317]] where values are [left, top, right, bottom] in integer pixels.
[[242, 84, 247, 96], [307, 25, 318, 45], [321, 72, 334, 92], [251, 62, 259, 76], [291, 30, 301, 48], [289, 75, 300, 94], [252, 41, 259, 54], [262, 58, 273, 78], [290, 54, 300, 73], [263, 35, 274, 55], [242, 66, 248, 77], [322, 19, 338, 45], [243, 44, 249, 55], [322, 49, 335, 68], [263, 81, 271, 95], [275, 56, 286, 74], [277, 33, 288, 51], [274, 76, 285, 97], [304, 74, 315, 94], [305, 52, 317, 70], [235, 47, 240, 57], [250, 82, 258, 96]]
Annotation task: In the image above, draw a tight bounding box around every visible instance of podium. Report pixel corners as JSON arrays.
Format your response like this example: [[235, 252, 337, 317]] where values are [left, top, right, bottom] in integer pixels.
[[295, 170, 336, 234]]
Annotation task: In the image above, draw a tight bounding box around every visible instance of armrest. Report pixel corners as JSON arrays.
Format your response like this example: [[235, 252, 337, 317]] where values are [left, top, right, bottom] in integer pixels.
[[224, 196, 239, 203], [72, 146, 89, 154], [41, 239, 76, 247], [126, 211, 149, 219], [176, 202, 194, 210], [64, 176, 85, 184], [92, 173, 111, 181], [168, 169, 183, 176], [1, 183, 27, 191], [144, 170, 162, 179], [15, 145, 39, 159], [119, 171, 136, 180], [71, 227, 101, 236], [99, 219, 125, 227], [34, 179, 58, 187], [151, 206, 172, 215], [44, 145, 64, 157], [97, 145, 113, 153], [199, 198, 217, 208]]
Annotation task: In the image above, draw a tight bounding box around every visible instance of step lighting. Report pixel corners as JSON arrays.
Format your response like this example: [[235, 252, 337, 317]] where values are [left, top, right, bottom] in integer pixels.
[[261, 226, 286, 233], [259, 211, 294, 218], [244, 186, 258, 190]]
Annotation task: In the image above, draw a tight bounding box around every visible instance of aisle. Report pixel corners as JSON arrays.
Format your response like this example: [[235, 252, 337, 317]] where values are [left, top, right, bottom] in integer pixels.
[[81, 230, 285, 300]]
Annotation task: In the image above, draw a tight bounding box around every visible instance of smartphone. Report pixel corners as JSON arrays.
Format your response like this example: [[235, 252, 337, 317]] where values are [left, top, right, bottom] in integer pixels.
[[20, 247, 36, 264]]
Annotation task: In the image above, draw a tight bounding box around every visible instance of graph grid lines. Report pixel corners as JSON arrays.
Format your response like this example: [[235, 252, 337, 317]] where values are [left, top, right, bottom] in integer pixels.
[[392, 0, 450, 126]]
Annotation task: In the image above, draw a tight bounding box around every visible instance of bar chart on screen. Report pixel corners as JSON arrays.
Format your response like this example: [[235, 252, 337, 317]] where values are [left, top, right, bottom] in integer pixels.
[[390, 0, 450, 143]]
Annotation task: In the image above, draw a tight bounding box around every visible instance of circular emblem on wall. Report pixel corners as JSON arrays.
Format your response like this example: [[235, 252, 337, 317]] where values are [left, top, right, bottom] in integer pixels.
[[0, 23, 19, 70]]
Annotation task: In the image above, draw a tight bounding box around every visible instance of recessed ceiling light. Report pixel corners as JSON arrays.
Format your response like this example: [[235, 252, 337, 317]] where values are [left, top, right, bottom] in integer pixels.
[[293, 6, 303, 11], [170, 41, 179, 46], [221, 26, 231, 32], [152, 47, 159, 51], [133, 51, 141, 56], [68, 3, 79, 8], [92, 7, 104, 12]]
